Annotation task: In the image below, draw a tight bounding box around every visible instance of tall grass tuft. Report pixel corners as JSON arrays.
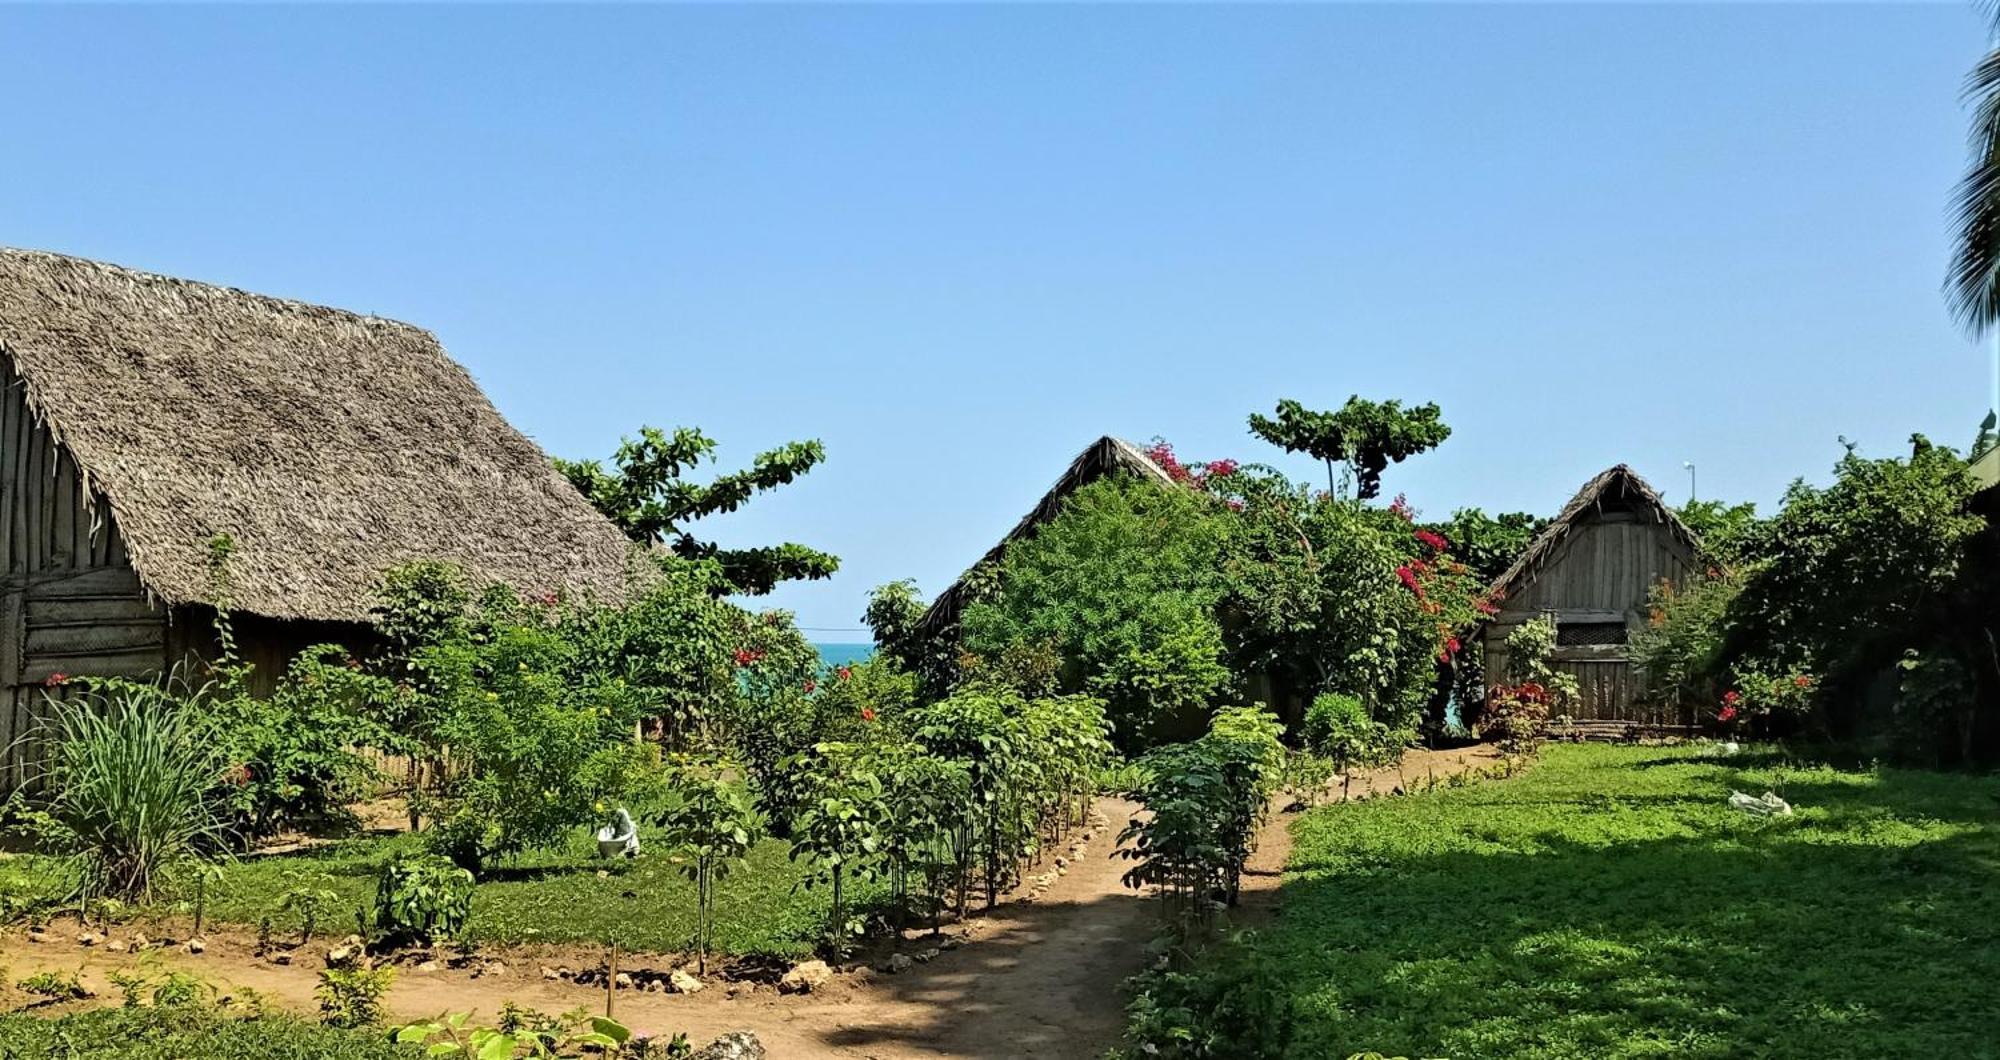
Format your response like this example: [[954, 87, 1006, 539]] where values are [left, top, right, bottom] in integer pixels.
[[26, 687, 228, 904]]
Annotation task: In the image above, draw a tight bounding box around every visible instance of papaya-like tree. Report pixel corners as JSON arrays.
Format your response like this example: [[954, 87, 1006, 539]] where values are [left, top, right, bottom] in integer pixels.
[[1248, 397, 1450, 500]]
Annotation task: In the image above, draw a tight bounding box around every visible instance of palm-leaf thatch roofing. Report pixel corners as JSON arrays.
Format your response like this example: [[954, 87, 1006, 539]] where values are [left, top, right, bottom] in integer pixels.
[[916, 435, 1175, 638], [0, 247, 638, 623], [1487, 463, 1701, 604]]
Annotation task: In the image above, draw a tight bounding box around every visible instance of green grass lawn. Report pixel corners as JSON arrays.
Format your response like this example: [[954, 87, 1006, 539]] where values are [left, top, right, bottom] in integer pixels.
[[0, 818, 865, 959], [202, 825, 859, 958], [1251, 743, 2000, 1059]]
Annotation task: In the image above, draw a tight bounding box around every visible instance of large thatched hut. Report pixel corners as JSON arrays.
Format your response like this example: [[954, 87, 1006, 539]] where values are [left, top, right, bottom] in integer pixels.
[[0, 248, 637, 788], [1481, 464, 1702, 728]]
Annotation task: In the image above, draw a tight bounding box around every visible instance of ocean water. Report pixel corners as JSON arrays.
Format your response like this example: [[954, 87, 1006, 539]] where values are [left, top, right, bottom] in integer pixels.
[[814, 642, 875, 669]]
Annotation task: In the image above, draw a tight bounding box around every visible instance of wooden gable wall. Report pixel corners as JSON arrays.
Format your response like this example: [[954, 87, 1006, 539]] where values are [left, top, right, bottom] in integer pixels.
[[1482, 508, 1697, 725]]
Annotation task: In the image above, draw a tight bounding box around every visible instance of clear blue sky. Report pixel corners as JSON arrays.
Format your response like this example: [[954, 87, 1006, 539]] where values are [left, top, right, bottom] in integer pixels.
[[1, 4, 1990, 635]]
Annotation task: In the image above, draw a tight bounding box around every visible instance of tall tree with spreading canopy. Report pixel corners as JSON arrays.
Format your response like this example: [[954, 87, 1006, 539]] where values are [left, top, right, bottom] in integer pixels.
[[1248, 397, 1451, 500], [556, 426, 839, 596]]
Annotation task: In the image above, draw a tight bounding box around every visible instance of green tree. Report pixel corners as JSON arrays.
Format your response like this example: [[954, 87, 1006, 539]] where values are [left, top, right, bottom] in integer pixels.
[[655, 757, 760, 974], [1425, 508, 1546, 584], [1247, 397, 1451, 500], [960, 477, 1234, 751], [1675, 499, 1762, 566], [555, 426, 839, 596], [1724, 436, 1991, 756]]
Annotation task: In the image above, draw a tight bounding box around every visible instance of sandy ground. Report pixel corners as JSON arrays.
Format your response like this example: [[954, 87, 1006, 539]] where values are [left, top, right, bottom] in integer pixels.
[[0, 745, 1499, 1059]]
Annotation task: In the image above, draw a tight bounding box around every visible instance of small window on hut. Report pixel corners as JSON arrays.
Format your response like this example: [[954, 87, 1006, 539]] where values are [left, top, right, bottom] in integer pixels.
[[1557, 621, 1628, 647]]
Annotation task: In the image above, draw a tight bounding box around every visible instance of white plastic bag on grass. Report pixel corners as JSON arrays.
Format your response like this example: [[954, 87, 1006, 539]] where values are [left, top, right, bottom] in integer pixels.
[[1728, 790, 1792, 817]]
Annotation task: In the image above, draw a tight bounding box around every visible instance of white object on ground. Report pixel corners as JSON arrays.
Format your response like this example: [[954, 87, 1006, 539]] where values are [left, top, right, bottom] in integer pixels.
[[1728, 790, 1792, 817], [595, 807, 640, 858]]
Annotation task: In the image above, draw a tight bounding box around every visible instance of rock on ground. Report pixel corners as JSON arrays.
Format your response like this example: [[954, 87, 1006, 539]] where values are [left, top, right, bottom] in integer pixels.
[[777, 959, 832, 994], [689, 1031, 764, 1060]]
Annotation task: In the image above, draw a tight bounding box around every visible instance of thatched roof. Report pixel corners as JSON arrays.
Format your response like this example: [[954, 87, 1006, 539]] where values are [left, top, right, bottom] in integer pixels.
[[0, 247, 639, 623], [915, 436, 1175, 638], [1488, 464, 1701, 604]]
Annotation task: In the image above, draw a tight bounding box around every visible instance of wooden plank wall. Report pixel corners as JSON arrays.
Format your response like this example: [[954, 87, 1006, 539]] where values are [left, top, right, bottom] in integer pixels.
[[0, 361, 168, 791], [1482, 509, 1698, 724]]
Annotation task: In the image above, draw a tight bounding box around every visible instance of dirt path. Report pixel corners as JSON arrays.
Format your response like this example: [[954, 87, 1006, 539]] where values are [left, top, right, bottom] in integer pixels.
[[0, 746, 1498, 1058]]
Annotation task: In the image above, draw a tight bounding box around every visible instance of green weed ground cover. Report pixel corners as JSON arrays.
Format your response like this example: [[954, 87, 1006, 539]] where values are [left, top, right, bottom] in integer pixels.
[[1256, 743, 2000, 1058], [0, 1006, 416, 1058]]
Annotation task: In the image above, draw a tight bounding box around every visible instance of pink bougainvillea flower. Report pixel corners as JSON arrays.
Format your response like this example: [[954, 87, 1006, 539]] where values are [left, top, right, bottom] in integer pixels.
[[732, 648, 756, 668], [803, 679, 817, 694], [1447, 636, 1461, 654], [1717, 705, 1739, 724], [1415, 529, 1449, 553], [43, 672, 67, 688], [1396, 565, 1421, 593], [1723, 689, 1741, 707], [860, 707, 877, 722], [1388, 495, 1414, 522], [1206, 459, 1239, 478]]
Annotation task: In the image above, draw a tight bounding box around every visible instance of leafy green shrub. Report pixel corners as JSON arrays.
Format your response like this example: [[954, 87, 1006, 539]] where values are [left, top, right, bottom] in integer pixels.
[[278, 872, 342, 943], [316, 965, 394, 1029], [394, 1009, 644, 1058], [1119, 707, 1284, 930], [21, 688, 227, 904], [653, 757, 760, 972], [204, 644, 395, 838], [417, 604, 667, 874], [785, 742, 889, 950], [960, 477, 1234, 752], [17, 968, 89, 1001], [1120, 934, 1296, 1059], [372, 854, 473, 945], [1632, 571, 1739, 712], [1302, 692, 1389, 799], [1278, 750, 1338, 809]]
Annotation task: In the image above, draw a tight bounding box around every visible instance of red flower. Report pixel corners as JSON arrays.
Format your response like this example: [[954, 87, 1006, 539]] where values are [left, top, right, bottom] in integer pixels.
[[1446, 636, 1461, 654], [1395, 565, 1421, 594], [1717, 705, 1739, 724], [226, 764, 253, 787], [836, 665, 852, 682], [1388, 495, 1414, 522], [1723, 689, 1741, 707], [1792, 674, 1812, 689], [1225, 499, 1245, 512], [42, 672, 67, 688], [1415, 529, 1449, 553], [733, 648, 756, 668], [803, 679, 817, 694], [860, 707, 877, 723]]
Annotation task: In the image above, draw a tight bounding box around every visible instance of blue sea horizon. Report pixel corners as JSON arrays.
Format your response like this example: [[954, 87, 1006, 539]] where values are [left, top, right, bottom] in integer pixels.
[[814, 642, 875, 668]]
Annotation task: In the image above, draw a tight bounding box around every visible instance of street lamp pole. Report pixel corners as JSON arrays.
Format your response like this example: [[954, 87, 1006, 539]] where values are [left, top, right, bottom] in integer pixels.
[[1683, 461, 1696, 505]]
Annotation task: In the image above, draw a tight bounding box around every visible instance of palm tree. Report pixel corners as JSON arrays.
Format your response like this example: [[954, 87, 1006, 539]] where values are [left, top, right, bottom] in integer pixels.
[[1949, 12, 2000, 332]]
